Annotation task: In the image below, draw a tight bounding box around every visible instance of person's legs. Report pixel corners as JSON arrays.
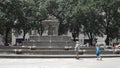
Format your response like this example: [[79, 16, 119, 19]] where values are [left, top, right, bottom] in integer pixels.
[[96, 53, 100, 60], [99, 55, 102, 60], [76, 52, 79, 59], [97, 55, 102, 60], [76, 48, 79, 59]]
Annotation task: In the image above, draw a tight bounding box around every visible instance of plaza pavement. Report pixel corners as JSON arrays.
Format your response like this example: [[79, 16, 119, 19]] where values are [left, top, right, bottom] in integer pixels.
[[0, 58, 120, 68]]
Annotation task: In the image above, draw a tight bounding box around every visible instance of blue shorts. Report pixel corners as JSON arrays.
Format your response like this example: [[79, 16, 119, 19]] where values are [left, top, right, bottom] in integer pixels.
[[96, 52, 100, 56]]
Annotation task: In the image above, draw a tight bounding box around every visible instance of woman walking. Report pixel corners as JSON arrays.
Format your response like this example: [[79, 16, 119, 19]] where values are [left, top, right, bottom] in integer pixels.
[[96, 45, 102, 60]]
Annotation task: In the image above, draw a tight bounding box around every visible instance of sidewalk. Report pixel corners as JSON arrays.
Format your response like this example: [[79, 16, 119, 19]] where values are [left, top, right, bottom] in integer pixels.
[[0, 54, 120, 58], [1, 58, 120, 68]]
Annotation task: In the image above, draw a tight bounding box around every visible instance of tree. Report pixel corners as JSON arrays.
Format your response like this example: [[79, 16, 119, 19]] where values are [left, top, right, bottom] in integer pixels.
[[0, 0, 17, 45], [14, 0, 35, 40], [14, 0, 47, 40], [45, 0, 75, 35], [45, 0, 103, 43], [72, 0, 120, 45], [32, 0, 48, 36], [0, 12, 5, 35], [96, 0, 120, 45]]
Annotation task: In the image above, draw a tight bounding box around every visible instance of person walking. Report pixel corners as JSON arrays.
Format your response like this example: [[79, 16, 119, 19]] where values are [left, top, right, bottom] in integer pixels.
[[96, 45, 102, 60], [74, 41, 80, 59]]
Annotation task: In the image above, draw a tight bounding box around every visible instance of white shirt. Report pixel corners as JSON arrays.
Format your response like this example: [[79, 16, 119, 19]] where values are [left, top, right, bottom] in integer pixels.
[[74, 43, 80, 51]]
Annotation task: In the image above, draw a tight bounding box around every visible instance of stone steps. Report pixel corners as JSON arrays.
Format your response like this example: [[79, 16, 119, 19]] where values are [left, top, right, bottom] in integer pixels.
[[0, 46, 104, 50], [23, 42, 75, 47], [0, 46, 74, 50], [0, 35, 115, 56], [29, 36, 71, 42], [0, 48, 114, 55]]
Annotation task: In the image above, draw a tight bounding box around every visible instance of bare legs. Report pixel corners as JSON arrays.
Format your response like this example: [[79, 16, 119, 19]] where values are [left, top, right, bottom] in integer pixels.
[[76, 51, 79, 59], [97, 56, 102, 60]]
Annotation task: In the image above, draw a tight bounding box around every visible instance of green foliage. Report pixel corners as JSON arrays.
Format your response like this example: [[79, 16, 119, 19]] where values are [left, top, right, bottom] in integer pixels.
[[0, 0, 120, 44]]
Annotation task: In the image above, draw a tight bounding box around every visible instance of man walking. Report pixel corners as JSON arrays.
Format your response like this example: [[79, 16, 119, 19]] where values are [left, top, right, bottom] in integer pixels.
[[74, 41, 80, 59]]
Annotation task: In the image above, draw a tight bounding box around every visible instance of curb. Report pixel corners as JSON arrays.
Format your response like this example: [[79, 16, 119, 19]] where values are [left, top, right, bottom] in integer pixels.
[[0, 54, 120, 58]]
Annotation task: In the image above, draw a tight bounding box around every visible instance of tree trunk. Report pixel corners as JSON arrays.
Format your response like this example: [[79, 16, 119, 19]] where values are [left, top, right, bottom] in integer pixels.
[[40, 24, 44, 36], [105, 7, 111, 46], [87, 33, 94, 46], [58, 22, 62, 35], [89, 38, 93, 46], [5, 32, 8, 45], [72, 32, 76, 41], [5, 28, 10, 46], [105, 35, 109, 45], [37, 22, 44, 36], [23, 31, 26, 41]]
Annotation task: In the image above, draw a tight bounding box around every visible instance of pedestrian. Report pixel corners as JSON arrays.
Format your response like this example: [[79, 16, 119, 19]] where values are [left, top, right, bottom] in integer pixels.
[[74, 41, 80, 59], [96, 45, 102, 60]]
